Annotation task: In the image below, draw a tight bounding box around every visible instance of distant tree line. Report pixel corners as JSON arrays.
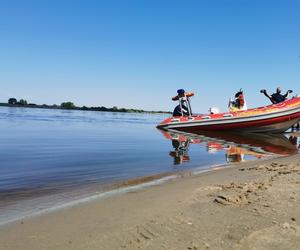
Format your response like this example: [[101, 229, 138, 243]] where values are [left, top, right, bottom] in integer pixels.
[[3, 98, 170, 114], [61, 102, 76, 109], [8, 98, 28, 106]]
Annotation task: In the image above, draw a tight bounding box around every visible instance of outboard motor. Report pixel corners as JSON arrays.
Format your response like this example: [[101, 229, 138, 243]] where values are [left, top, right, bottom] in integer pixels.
[[209, 107, 220, 114]]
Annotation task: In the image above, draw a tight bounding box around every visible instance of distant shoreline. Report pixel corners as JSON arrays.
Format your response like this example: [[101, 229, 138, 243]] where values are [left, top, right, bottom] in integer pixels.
[[0, 103, 171, 115]]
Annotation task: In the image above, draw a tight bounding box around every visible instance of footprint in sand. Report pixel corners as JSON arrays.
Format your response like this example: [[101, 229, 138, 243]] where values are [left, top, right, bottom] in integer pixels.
[[236, 225, 300, 250], [214, 181, 270, 206]]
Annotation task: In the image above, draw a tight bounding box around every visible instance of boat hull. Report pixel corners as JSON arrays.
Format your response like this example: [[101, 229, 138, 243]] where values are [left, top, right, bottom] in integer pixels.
[[157, 97, 300, 133], [170, 117, 299, 134]]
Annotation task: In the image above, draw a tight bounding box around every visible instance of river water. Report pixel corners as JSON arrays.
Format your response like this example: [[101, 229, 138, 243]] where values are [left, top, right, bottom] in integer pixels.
[[0, 107, 299, 225]]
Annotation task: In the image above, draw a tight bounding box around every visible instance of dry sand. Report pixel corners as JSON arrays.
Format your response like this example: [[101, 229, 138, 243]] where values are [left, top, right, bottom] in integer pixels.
[[0, 155, 300, 250]]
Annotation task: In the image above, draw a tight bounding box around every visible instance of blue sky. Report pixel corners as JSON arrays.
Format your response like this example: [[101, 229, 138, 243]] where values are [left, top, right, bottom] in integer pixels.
[[0, 0, 299, 112]]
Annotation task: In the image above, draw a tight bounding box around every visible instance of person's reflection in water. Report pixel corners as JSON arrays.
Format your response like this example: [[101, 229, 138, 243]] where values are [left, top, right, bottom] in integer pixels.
[[292, 122, 300, 131], [205, 141, 246, 163], [169, 138, 190, 165], [289, 135, 298, 146], [291, 135, 300, 152], [225, 146, 265, 163], [225, 146, 244, 163], [226, 151, 244, 162]]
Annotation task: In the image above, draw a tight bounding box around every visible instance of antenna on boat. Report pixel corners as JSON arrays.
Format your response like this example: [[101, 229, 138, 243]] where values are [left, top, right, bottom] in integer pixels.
[[186, 94, 193, 116]]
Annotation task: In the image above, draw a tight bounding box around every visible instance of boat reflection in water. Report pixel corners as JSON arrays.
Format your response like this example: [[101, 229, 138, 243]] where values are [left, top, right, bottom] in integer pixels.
[[160, 129, 299, 165]]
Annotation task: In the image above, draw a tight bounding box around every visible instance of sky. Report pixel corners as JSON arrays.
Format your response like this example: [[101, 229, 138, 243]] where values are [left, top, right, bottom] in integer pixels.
[[0, 0, 299, 113]]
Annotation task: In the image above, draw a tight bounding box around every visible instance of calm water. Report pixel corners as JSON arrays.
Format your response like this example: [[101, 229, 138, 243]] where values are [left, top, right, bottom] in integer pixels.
[[0, 106, 299, 225]]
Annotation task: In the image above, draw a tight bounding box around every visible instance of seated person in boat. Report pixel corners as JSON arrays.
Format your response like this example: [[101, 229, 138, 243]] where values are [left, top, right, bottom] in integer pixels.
[[260, 87, 293, 104], [229, 89, 247, 112], [172, 89, 190, 116]]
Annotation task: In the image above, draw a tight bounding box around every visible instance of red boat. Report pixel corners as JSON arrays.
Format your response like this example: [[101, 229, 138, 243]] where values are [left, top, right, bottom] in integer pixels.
[[157, 96, 300, 133]]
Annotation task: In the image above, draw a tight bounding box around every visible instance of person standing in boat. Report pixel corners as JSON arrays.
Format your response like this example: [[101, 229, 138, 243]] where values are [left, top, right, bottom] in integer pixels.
[[260, 87, 293, 104], [172, 89, 190, 116], [228, 89, 247, 112]]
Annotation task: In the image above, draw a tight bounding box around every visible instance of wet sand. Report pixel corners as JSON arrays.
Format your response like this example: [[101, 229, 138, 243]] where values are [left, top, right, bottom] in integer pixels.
[[0, 155, 300, 250]]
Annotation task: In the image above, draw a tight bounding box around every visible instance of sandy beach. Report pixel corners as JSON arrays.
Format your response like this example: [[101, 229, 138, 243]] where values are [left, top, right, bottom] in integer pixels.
[[0, 155, 300, 250]]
